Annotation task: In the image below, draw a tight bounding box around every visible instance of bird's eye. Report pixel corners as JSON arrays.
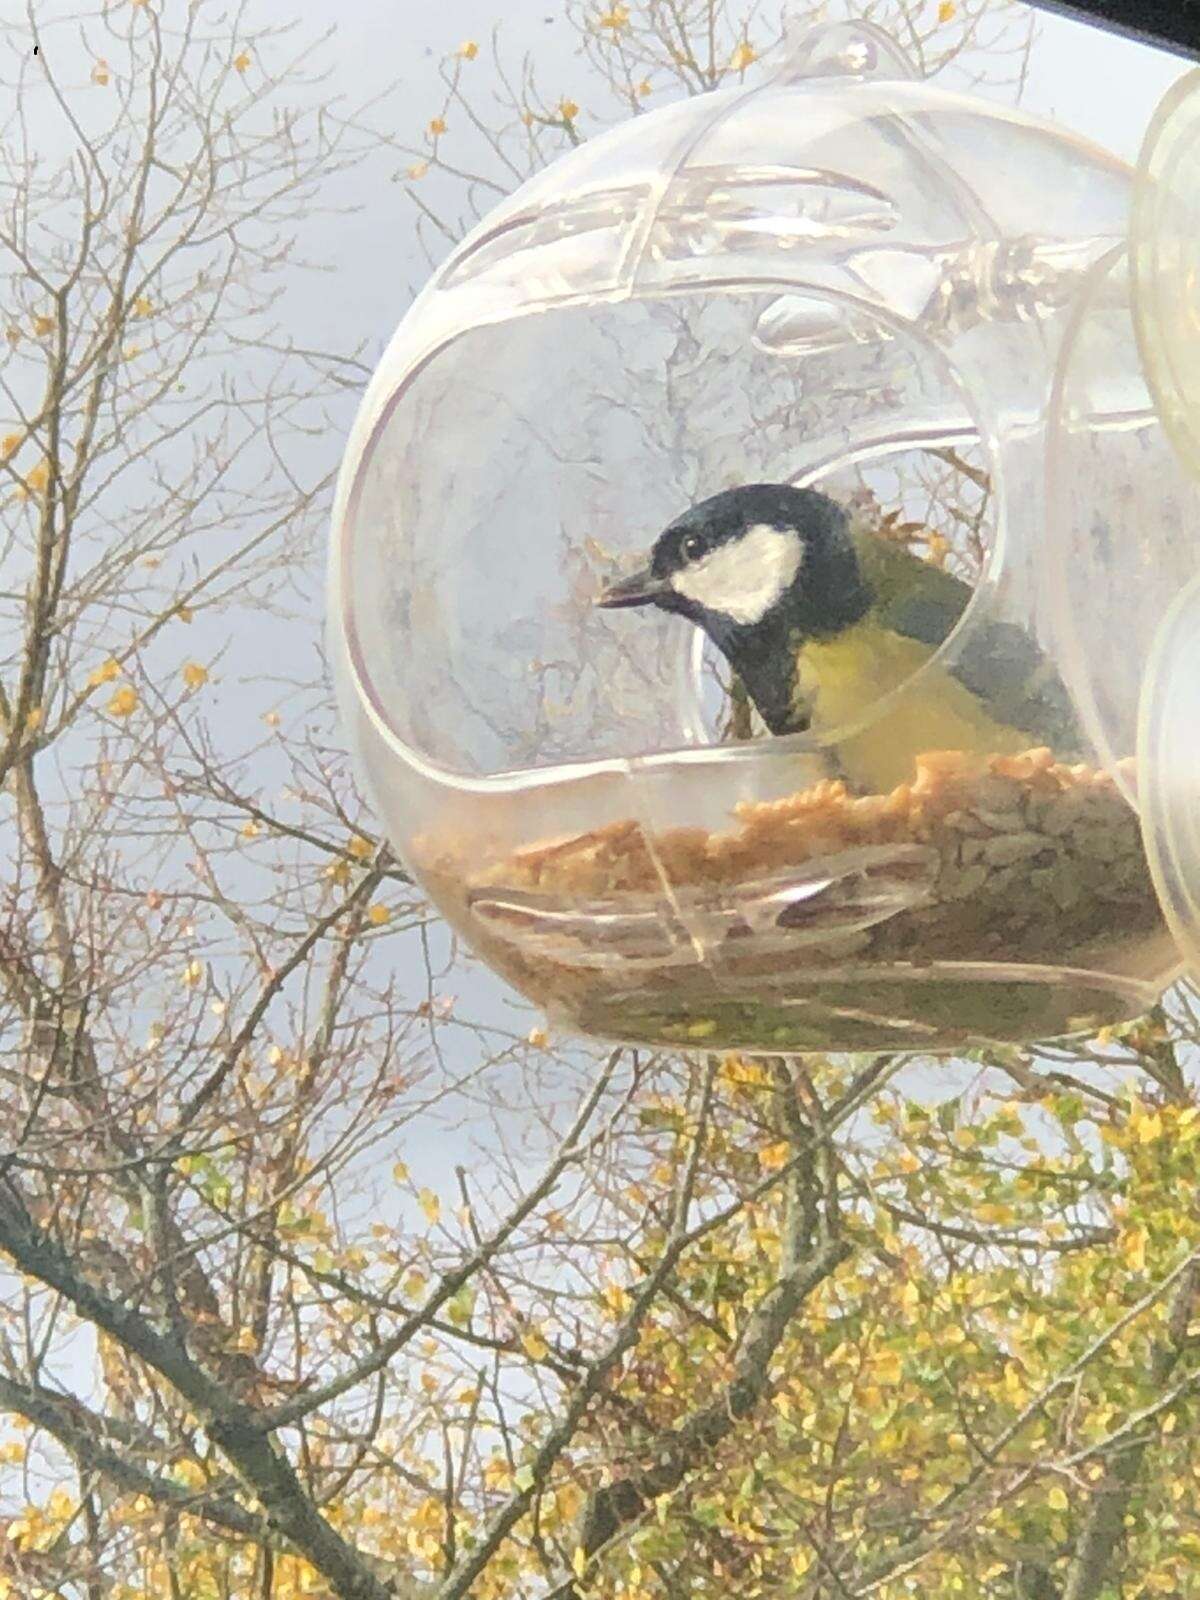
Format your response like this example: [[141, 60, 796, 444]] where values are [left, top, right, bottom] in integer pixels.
[[680, 532, 705, 562]]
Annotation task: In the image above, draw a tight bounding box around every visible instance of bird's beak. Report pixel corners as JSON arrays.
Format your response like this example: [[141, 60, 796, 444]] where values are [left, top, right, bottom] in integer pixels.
[[595, 566, 671, 609]]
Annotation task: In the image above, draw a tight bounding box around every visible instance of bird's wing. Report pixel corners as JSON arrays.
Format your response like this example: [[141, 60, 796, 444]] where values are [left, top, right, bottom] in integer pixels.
[[856, 534, 1086, 759]]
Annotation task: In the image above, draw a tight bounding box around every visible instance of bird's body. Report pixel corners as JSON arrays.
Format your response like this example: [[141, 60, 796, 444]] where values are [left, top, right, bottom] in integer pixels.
[[794, 618, 1030, 792], [597, 483, 1081, 793]]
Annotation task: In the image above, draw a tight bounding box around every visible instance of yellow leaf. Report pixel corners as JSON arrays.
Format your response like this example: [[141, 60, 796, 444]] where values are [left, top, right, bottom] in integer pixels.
[[181, 660, 208, 690], [522, 1329, 550, 1360], [24, 705, 42, 732], [348, 834, 373, 861], [559, 99, 580, 122], [418, 1188, 441, 1225], [899, 1280, 920, 1310], [598, 4, 630, 28], [875, 1349, 902, 1383], [263, 709, 281, 727], [527, 1027, 549, 1049], [407, 161, 430, 180], [234, 51, 251, 73], [0, 432, 21, 459], [32, 314, 54, 336], [392, 1160, 409, 1183], [24, 460, 49, 494], [428, 116, 448, 137], [133, 296, 153, 317], [106, 684, 138, 718], [938, 0, 957, 19], [176, 603, 194, 622], [240, 820, 261, 840], [367, 903, 391, 926], [573, 1547, 587, 1579], [636, 79, 653, 97], [1121, 1225, 1148, 1271], [459, 39, 479, 58], [730, 41, 757, 71], [182, 959, 204, 989], [758, 1140, 790, 1172], [91, 60, 110, 85], [1047, 1485, 1069, 1511], [88, 658, 121, 692]]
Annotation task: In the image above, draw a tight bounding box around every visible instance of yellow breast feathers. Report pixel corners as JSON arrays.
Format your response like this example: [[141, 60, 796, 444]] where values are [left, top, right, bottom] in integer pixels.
[[796, 619, 1029, 793]]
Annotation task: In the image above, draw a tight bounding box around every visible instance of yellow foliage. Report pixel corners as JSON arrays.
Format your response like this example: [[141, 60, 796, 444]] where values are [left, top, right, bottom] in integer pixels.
[[429, 116, 448, 137], [106, 684, 138, 717], [560, 99, 580, 122], [1, 431, 21, 458], [938, 0, 957, 19], [234, 51, 251, 73], [91, 59, 110, 85], [459, 39, 479, 58], [522, 1328, 550, 1360], [1121, 1225, 1149, 1271], [89, 657, 121, 688], [348, 834, 373, 860], [758, 1140, 790, 1172], [730, 40, 757, 71], [181, 660, 208, 690], [367, 903, 391, 926], [418, 1188, 441, 1225]]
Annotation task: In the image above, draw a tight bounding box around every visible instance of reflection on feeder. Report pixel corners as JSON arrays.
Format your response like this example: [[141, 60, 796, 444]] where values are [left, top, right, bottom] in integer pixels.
[[469, 843, 939, 969]]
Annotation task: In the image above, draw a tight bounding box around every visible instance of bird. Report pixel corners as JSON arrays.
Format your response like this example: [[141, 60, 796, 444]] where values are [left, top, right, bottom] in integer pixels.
[[595, 482, 1083, 794]]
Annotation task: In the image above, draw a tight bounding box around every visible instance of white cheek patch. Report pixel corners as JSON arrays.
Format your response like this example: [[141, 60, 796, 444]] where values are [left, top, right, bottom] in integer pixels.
[[671, 523, 804, 626]]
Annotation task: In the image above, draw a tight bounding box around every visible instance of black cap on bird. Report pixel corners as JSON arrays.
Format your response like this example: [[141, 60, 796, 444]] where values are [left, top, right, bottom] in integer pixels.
[[596, 482, 1082, 791]]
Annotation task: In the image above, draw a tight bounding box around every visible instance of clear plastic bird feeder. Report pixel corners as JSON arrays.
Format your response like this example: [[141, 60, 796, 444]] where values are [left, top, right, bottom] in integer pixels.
[[331, 24, 1200, 1054]]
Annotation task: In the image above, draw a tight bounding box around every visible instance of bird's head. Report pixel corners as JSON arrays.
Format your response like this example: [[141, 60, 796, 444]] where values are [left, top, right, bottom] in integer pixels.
[[595, 483, 870, 647]]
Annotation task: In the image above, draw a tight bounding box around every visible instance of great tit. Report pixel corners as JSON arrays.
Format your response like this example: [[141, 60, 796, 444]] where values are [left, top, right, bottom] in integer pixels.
[[596, 483, 1082, 793]]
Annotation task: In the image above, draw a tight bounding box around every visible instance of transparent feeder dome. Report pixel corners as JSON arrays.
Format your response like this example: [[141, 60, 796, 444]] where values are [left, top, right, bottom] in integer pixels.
[[331, 23, 1197, 1055]]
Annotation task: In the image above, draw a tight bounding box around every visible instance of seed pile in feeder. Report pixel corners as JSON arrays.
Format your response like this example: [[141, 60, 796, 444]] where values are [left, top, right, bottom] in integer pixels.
[[418, 748, 1172, 1051]]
